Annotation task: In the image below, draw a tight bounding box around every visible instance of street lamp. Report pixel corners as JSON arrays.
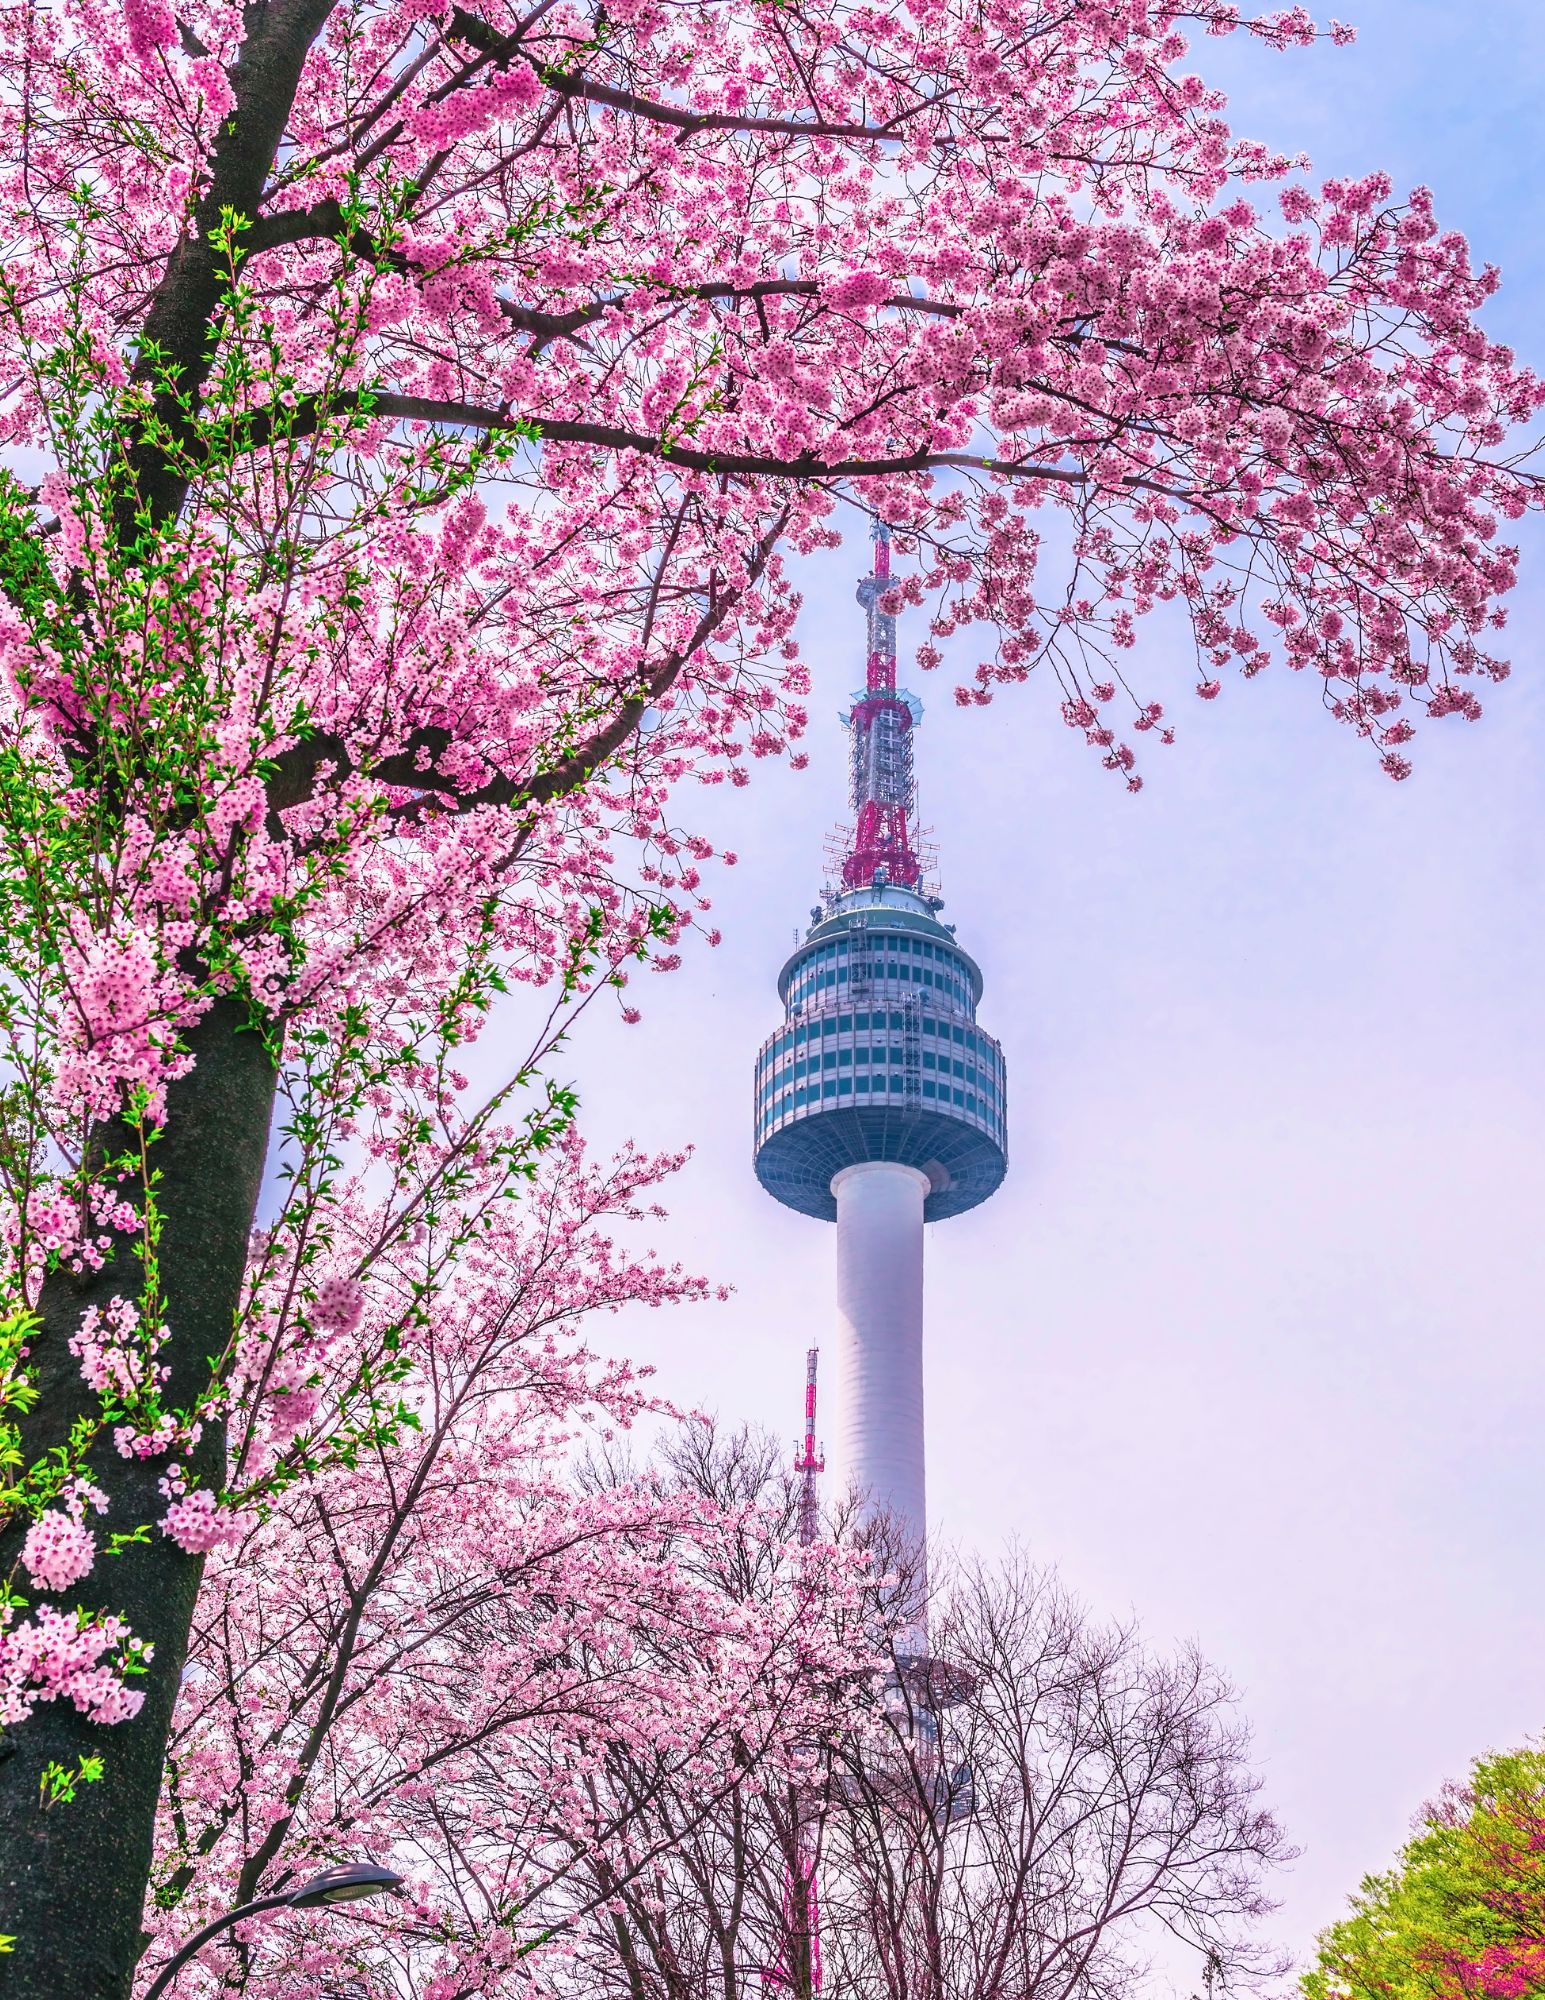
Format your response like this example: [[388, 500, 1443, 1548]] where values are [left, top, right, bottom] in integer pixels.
[[142, 1861, 405, 1998]]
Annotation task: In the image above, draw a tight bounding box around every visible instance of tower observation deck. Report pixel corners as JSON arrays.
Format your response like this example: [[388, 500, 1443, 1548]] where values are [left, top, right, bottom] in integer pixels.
[[752, 523, 1008, 1580]]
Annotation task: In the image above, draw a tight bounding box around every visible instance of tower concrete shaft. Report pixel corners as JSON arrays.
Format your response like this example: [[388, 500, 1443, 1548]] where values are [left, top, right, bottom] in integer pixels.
[[832, 1162, 929, 1555]]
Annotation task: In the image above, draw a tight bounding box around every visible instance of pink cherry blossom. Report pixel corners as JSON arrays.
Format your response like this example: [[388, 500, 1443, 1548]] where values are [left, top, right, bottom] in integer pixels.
[[0, 1606, 148, 1727], [159, 1487, 248, 1556], [20, 1512, 96, 1595], [310, 1276, 365, 1335]]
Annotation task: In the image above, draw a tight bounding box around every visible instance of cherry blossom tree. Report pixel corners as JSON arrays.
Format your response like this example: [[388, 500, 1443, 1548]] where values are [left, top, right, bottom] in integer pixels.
[[0, 0, 1539, 1982], [142, 1132, 865, 1997], [550, 1423, 854, 2000]]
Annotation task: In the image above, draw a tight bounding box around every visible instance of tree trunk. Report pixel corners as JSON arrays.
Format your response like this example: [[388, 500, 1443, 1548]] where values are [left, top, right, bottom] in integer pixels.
[[0, 1000, 278, 1998]]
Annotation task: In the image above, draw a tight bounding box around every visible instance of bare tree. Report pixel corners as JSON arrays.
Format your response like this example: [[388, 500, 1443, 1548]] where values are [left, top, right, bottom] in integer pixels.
[[564, 1425, 1289, 2000], [825, 1553, 1291, 2000]]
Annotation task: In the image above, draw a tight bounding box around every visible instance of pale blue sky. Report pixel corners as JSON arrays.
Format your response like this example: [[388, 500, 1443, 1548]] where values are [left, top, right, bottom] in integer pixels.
[[538, 5, 1545, 1980]]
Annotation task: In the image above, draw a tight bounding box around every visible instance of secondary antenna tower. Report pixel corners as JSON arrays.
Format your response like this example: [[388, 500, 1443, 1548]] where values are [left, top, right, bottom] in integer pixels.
[[796, 1345, 824, 1546], [766, 1348, 825, 1995]]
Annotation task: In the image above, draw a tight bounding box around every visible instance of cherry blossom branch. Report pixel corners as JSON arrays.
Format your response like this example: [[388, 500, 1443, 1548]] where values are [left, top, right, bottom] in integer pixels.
[[445, 6, 948, 141], [241, 203, 961, 343], [219, 384, 1115, 493], [263, 500, 791, 839]]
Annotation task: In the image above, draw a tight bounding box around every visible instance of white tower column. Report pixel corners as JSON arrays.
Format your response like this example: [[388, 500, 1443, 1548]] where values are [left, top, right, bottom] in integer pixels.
[[831, 1161, 930, 1557]]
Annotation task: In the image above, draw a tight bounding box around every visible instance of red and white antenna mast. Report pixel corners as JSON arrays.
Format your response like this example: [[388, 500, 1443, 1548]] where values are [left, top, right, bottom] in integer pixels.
[[841, 521, 922, 893], [766, 1349, 824, 1996], [796, 1345, 824, 1549]]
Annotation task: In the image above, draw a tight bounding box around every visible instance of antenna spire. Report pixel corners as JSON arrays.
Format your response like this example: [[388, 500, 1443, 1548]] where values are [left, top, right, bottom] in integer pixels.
[[842, 521, 922, 893], [795, 1347, 824, 1548]]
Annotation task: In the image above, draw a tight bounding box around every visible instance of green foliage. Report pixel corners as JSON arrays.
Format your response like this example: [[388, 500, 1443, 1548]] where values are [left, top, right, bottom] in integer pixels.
[[1304, 1746, 1545, 2000], [0, 1307, 41, 1481], [38, 1753, 105, 1809]]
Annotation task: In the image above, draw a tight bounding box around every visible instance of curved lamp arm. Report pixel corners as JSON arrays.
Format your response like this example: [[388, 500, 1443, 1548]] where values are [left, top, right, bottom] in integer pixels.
[[141, 1861, 404, 1997], [141, 1892, 292, 2000]]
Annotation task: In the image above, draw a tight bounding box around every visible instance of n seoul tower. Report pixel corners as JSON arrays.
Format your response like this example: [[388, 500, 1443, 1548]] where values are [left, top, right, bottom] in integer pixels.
[[753, 524, 1008, 1590]]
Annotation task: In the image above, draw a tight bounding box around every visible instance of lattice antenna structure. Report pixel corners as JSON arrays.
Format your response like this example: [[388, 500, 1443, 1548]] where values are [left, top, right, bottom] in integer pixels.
[[822, 827, 939, 908], [841, 522, 924, 893]]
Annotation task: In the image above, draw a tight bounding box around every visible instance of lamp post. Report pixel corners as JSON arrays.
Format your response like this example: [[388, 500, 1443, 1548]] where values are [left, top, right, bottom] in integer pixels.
[[142, 1861, 405, 1998]]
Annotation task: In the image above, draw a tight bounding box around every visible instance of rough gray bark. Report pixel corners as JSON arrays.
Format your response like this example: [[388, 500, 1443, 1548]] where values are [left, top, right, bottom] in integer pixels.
[[0, 1003, 278, 1999]]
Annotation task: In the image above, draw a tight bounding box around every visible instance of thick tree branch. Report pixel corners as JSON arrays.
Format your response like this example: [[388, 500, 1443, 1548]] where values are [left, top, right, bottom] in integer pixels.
[[368, 391, 1199, 497], [444, 7, 936, 141], [535, 65, 920, 141], [265, 504, 790, 837], [225, 384, 1108, 493], [125, 0, 349, 531], [244, 197, 380, 263]]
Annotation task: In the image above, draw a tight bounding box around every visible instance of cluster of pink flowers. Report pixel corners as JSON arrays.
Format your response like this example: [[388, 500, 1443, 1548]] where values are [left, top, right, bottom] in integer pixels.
[[1447, 1945, 1545, 2000], [56, 932, 197, 1124], [68, 1294, 163, 1407], [20, 1512, 96, 1594], [159, 1486, 250, 1556], [310, 1275, 366, 1335], [0, 1605, 146, 1727]]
